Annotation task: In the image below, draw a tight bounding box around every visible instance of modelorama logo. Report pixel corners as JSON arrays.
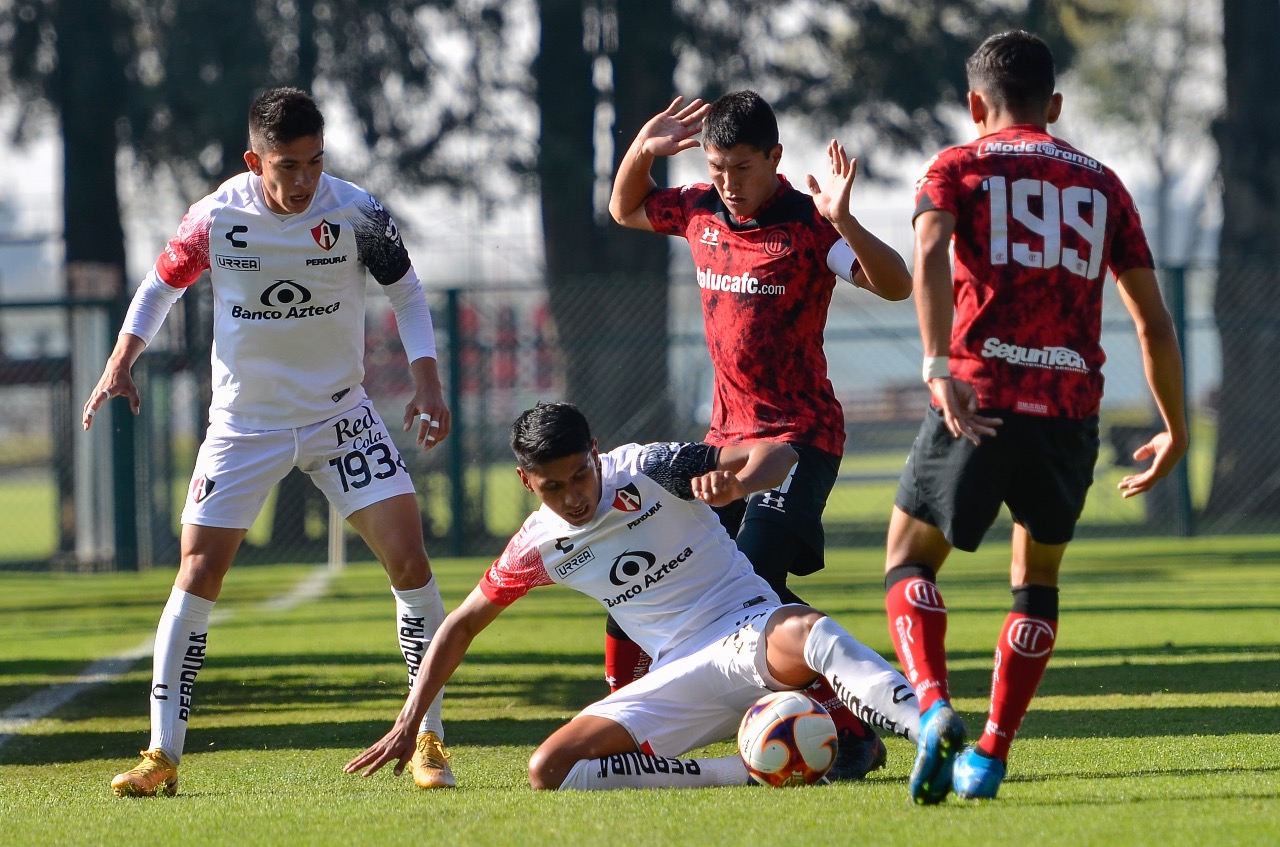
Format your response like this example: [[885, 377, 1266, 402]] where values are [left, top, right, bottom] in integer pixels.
[[981, 337, 1088, 372], [696, 266, 785, 295], [229, 280, 340, 321], [976, 138, 1103, 172], [604, 546, 694, 607]]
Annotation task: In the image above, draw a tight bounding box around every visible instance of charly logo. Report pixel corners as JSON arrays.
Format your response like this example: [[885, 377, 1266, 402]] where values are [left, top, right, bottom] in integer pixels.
[[554, 537, 575, 554], [1006, 617, 1055, 658], [261, 279, 312, 308], [608, 550, 656, 586], [311, 219, 341, 250], [904, 578, 946, 612], [225, 225, 248, 248]]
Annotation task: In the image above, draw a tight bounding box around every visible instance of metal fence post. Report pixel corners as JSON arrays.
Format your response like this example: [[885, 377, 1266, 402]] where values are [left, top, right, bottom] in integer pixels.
[[445, 288, 465, 557], [1163, 265, 1195, 537]]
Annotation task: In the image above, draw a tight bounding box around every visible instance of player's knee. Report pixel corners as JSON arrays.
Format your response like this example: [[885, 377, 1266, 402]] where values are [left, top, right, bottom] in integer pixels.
[[526, 748, 564, 790]]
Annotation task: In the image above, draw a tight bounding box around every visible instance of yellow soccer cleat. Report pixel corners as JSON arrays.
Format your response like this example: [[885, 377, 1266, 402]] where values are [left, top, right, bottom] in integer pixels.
[[409, 731, 456, 789], [111, 748, 179, 798]]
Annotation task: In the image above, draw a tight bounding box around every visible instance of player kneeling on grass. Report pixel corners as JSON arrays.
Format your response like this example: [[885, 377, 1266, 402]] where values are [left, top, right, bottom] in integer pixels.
[[347, 402, 921, 790]]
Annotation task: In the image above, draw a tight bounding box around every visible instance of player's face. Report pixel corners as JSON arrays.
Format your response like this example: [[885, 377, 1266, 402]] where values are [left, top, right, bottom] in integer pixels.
[[246, 135, 325, 215], [704, 143, 782, 219], [517, 448, 602, 527]]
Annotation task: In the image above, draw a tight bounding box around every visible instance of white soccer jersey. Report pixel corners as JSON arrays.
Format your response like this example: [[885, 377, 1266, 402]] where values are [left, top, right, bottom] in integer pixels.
[[480, 442, 780, 665], [151, 171, 419, 430]]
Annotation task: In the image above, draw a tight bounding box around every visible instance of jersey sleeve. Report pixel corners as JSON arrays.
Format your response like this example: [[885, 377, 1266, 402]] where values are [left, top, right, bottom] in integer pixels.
[[354, 193, 413, 286], [478, 525, 555, 606], [1105, 176, 1156, 277], [643, 185, 694, 237], [634, 442, 721, 500], [912, 151, 956, 222], [154, 203, 213, 288]]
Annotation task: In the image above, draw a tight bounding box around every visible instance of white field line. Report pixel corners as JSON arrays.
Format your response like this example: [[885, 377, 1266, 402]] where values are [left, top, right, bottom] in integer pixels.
[[0, 566, 335, 750]]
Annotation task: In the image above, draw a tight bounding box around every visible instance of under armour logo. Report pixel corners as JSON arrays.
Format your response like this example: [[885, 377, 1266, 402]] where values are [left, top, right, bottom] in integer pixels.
[[698, 226, 719, 245]]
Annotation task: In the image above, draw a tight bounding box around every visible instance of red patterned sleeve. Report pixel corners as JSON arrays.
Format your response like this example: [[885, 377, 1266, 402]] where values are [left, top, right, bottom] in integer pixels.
[[643, 185, 694, 236], [154, 205, 213, 288], [478, 525, 554, 606], [1105, 175, 1156, 277], [912, 151, 958, 222]]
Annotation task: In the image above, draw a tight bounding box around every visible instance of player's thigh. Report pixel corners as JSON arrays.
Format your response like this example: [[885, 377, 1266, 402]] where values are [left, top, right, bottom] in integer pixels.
[[895, 405, 1012, 553], [1005, 416, 1099, 546], [739, 445, 838, 576], [580, 607, 784, 756], [181, 422, 298, 529], [298, 402, 417, 518]]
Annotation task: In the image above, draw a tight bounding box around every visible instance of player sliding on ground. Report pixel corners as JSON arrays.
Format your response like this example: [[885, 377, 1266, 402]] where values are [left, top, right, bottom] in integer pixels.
[[347, 402, 923, 790]]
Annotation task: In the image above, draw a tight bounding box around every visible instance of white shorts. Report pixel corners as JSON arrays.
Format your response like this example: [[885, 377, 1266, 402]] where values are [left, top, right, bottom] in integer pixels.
[[579, 603, 802, 757], [181, 401, 416, 529]]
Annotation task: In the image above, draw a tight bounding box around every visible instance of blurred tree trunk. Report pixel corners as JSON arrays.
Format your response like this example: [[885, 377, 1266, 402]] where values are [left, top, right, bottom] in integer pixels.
[[536, 0, 674, 446], [1205, 0, 1280, 520]]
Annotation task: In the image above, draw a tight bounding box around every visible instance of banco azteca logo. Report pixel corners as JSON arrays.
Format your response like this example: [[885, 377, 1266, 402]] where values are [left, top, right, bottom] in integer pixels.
[[311, 219, 341, 250], [608, 549, 656, 585], [261, 280, 313, 308]]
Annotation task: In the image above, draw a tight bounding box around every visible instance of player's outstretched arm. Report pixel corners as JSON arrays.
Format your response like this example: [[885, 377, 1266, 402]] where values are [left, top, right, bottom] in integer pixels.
[[690, 442, 797, 506], [344, 586, 505, 779], [82, 333, 146, 430], [1114, 267, 1189, 497], [609, 96, 711, 230], [806, 139, 911, 301]]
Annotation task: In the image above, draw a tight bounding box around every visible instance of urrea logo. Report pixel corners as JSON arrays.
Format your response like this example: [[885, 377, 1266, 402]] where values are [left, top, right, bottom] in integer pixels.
[[261, 280, 313, 308], [608, 550, 656, 586]]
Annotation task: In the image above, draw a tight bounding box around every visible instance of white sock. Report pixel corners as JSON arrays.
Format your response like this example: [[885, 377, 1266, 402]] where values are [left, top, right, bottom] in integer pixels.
[[557, 752, 749, 790], [148, 587, 216, 763], [392, 578, 446, 738], [802, 615, 921, 743]]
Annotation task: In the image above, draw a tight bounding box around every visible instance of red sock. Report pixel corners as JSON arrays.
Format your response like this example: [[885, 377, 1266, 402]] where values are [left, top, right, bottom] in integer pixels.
[[978, 586, 1059, 761], [884, 565, 950, 711], [806, 676, 874, 737], [604, 630, 651, 692]]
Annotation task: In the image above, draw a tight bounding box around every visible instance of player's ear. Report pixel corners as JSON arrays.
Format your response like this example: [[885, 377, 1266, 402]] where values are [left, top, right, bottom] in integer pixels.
[[244, 150, 263, 175], [967, 91, 987, 125], [1046, 92, 1063, 125], [768, 143, 782, 169], [516, 467, 534, 493]]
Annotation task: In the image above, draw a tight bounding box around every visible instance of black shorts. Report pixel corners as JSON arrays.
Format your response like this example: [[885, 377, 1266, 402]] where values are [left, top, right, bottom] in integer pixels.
[[715, 444, 840, 576], [895, 406, 1099, 552]]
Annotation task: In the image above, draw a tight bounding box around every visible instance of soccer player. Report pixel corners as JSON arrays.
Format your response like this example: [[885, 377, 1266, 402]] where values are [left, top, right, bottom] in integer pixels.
[[345, 402, 921, 790], [607, 90, 913, 779], [885, 31, 1189, 804], [83, 87, 456, 796]]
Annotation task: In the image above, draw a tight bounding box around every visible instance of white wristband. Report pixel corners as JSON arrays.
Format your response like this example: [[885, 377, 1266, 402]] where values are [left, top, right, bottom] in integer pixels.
[[922, 356, 952, 382]]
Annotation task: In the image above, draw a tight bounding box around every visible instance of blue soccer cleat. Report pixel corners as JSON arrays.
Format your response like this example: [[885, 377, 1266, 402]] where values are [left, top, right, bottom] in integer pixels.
[[953, 746, 1005, 799], [908, 701, 966, 805]]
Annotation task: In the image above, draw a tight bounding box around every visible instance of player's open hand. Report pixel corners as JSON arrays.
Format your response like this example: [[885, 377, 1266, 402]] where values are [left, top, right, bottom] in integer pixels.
[[930, 377, 1002, 445], [344, 725, 417, 779], [81, 371, 141, 431], [405, 393, 451, 451], [639, 96, 712, 158], [1117, 430, 1188, 498], [805, 139, 858, 226], [691, 470, 747, 507]]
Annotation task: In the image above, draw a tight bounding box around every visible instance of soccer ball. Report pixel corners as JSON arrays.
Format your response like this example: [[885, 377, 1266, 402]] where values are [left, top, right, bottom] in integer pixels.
[[737, 690, 837, 787]]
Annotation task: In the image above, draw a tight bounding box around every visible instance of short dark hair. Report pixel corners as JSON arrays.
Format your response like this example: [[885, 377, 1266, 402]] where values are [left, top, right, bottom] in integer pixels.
[[510, 402, 593, 470], [703, 90, 779, 154], [965, 30, 1055, 114], [248, 87, 324, 152]]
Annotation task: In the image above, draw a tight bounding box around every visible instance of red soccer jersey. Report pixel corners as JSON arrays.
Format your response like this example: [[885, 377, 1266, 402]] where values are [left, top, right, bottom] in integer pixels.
[[645, 177, 849, 455], [914, 125, 1154, 418]]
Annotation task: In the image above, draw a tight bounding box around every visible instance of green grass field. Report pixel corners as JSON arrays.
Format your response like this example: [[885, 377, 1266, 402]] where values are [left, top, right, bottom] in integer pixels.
[[1, 535, 1277, 846]]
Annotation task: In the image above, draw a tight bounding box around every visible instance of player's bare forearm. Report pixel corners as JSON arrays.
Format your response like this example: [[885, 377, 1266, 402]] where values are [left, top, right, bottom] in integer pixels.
[[838, 218, 911, 301], [912, 212, 956, 359], [609, 139, 659, 229], [715, 442, 797, 494]]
